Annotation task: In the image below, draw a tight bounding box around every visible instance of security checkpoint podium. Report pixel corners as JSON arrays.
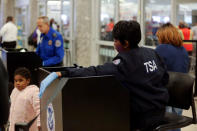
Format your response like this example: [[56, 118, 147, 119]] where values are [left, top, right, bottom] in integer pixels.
[[1, 48, 42, 94], [39, 67, 130, 131]]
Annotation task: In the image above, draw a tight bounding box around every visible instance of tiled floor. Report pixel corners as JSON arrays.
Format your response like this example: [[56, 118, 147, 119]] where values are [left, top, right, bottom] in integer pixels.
[[182, 98, 197, 131]]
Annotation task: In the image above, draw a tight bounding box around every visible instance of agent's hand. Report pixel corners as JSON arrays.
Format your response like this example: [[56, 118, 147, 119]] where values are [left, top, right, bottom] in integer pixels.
[[39, 72, 58, 98]]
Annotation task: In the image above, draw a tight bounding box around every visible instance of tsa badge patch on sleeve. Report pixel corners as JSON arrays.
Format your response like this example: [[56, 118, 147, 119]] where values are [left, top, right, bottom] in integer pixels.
[[55, 40, 61, 47], [113, 59, 121, 65]]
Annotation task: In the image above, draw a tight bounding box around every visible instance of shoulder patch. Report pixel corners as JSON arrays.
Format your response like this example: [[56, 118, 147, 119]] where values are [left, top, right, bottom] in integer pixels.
[[53, 33, 57, 38], [113, 59, 121, 65], [55, 40, 62, 47]]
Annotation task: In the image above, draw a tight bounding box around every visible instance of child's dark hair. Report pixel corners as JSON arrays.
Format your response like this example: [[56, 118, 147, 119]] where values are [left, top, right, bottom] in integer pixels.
[[112, 20, 141, 49], [14, 67, 31, 80]]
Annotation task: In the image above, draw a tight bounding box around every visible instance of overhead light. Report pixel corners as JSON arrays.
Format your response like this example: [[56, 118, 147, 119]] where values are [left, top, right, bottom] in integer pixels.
[[150, 0, 156, 3]]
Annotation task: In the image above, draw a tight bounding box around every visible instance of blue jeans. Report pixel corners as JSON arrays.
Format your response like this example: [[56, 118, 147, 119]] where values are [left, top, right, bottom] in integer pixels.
[[166, 106, 182, 131]]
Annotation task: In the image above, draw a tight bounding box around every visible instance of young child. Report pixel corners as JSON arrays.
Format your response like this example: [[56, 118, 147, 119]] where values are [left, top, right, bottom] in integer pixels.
[[40, 20, 169, 130], [9, 67, 40, 131]]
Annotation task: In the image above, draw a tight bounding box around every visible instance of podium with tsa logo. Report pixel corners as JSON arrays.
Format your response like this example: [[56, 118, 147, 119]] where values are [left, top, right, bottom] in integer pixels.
[[39, 67, 130, 131]]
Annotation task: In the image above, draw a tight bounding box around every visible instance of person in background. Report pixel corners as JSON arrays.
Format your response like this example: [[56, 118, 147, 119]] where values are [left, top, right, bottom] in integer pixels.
[[191, 22, 197, 40], [50, 18, 58, 31], [156, 23, 189, 131], [0, 58, 9, 130], [36, 16, 64, 66], [0, 16, 17, 49], [9, 67, 40, 131], [178, 21, 193, 56], [28, 27, 40, 50], [105, 18, 114, 41], [105, 18, 114, 33], [39, 20, 169, 131]]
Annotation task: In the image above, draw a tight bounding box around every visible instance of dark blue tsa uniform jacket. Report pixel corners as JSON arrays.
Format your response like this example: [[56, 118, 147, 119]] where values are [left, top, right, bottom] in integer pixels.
[[61, 47, 169, 123], [36, 28, 64, 66]]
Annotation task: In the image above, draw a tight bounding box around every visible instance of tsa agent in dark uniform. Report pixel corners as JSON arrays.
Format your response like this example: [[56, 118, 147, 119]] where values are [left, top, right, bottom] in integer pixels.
[[40, 20, 169, 131], [36, 16, 64, 67]]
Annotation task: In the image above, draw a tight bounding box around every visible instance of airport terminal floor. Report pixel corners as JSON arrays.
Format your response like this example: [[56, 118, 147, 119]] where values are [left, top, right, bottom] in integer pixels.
[[182, 102, 197, 130]]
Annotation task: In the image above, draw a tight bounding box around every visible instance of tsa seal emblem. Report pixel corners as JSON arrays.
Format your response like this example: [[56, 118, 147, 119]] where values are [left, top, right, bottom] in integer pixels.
[[47, 103, 55, 131], [55, 40, 61, 47]]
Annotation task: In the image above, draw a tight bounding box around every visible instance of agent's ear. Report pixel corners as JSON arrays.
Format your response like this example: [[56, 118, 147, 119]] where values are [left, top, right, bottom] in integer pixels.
[[123, 40, 129, 49]]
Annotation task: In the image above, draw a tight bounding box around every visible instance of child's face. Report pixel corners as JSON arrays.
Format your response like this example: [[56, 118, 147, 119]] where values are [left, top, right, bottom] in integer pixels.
[[14, 75, 30, 91]]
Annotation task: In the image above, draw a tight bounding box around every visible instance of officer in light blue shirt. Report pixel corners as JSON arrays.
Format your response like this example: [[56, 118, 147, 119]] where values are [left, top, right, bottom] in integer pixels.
[[36, 16, 64, 66]]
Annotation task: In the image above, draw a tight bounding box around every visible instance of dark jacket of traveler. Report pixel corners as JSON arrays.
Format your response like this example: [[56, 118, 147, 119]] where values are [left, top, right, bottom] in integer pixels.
[[61, 47, 169, 127], [0, 58, 9, 126]]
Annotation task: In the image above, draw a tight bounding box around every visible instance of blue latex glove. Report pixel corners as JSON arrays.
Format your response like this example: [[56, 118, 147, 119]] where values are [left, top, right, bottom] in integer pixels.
[[39, 72, 58, 98]]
